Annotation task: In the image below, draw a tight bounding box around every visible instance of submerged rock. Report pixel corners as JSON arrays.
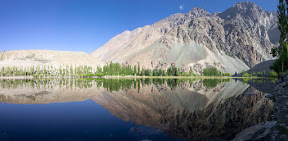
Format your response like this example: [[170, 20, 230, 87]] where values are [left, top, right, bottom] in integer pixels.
[[265, 94, 274, 99], [280, 134, 288, 141], [232, 121, 276, 141]]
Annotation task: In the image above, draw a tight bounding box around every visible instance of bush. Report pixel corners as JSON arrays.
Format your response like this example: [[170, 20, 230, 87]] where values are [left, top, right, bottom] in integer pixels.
[[95, 73, 104, 77], [268, 71, 278, 77], [242, 72, 250, 77], [225, 73, 231, 77], [203, 67, 221, 76]]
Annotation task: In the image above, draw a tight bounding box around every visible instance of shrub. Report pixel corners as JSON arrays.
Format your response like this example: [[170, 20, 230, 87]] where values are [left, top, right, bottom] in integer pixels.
[[242, 72, 250, 77], [268, 71, 278, 77], [203, 67, 221, 76], [225, 73, 231, 77], [95, 73, 104, 77]]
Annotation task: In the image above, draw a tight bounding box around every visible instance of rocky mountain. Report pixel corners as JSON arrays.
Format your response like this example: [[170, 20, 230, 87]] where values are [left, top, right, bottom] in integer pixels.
[[91, 2, 279, 74]]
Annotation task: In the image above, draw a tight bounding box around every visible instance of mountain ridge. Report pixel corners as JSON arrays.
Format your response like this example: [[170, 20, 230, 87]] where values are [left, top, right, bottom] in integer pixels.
[[91, 1, 279, 74]]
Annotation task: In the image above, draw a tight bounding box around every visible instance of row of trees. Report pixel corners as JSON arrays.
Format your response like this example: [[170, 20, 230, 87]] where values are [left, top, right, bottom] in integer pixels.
[[98, 62, 230, 77], [0, 65, 94, 77], [100, 62, 193, 76], [241, 70, 279, 77], [0, 62, 231, 77]]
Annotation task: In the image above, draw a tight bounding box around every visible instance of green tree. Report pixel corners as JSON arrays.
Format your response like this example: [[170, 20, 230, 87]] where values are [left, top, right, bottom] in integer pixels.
[[225, 73, 231, 77], [271, 0, 288, 81], [138, 62, 140, 76], [0, 66, 4, 76], [203, 67, 220, 76], [271, 43, 288, 78], [5, 66, 11, 76], [134, 65, 137, 75], [97, 66, 102, 73]]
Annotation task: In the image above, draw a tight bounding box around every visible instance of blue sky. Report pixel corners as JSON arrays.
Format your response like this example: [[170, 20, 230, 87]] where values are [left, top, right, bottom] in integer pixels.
[[0, 0, 278, 53]]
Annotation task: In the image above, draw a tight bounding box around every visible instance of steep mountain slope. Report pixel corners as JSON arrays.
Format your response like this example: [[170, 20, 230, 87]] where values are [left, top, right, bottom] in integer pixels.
[[91, 2, 278, 74], [0, 50, 104, 68]]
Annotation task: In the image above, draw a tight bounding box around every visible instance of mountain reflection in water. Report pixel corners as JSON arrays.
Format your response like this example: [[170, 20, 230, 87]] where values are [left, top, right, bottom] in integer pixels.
[[0, 78, 274, 141]]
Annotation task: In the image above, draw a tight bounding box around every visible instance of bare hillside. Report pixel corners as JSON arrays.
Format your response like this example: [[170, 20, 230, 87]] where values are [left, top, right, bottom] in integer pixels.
[[0, 50, 104, 68]]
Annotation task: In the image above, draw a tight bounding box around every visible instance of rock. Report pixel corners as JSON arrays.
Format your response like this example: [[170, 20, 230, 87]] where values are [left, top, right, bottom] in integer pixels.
[[280, 134, 288, 141], [245, 92, 257, 95], [265, 94, 274, 98], [232, 121, 277, 141]]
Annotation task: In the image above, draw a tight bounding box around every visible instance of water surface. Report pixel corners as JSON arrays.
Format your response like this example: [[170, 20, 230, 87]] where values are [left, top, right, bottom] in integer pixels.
[[0, 78, 274, 141]]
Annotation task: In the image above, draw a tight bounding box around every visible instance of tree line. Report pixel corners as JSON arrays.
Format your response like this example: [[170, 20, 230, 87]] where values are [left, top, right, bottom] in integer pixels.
[[0, 65, 95, 77], [0, 62, 231, 77]]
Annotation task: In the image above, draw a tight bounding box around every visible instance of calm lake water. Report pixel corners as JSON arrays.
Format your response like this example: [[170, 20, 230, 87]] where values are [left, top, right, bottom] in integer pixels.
[[0, 78, 275, 141]]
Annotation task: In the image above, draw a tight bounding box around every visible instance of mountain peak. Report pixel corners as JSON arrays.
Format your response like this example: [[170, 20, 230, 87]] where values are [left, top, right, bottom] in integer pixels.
[[232, 1, 261, 10], [188, 7, 208, 13], [186, 7, 210, 18], [218, 1, 265, 20]]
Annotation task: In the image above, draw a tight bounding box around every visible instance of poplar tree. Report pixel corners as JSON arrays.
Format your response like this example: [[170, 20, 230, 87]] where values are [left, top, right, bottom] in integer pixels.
[[138, 62, 140, 76], [271, 0, 288, 81]]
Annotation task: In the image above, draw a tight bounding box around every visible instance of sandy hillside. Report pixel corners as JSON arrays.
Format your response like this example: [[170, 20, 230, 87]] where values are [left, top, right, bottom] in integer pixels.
[[0, 50, 104, 68]]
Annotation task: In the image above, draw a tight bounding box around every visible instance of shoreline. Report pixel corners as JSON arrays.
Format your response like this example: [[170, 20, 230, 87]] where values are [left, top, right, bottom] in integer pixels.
[[232, 77, 288, 140], [0, 75, 274, 79], [101, 75, 272, 79]]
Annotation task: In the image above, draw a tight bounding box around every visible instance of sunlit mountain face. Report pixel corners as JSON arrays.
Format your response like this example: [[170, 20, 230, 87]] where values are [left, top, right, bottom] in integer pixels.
[[91, 2, 278, 74]]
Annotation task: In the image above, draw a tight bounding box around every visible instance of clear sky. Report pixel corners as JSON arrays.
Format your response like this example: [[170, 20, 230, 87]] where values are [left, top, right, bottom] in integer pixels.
[[0, 0, 278, 53]]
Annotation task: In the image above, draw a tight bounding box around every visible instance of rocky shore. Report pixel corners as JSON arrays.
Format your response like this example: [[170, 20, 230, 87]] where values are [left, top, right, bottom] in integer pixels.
[[270, 77, 288, 141], [233, 77, 288, 141]]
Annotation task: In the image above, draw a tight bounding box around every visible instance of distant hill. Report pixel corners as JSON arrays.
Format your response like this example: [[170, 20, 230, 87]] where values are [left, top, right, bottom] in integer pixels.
[[246, 60, 276, 75], [0, 50, 104, 68], [234, 60, 276, 77]]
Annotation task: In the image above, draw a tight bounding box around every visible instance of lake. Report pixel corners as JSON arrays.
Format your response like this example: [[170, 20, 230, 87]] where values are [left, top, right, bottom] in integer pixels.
[[0, 78, 275, 141]]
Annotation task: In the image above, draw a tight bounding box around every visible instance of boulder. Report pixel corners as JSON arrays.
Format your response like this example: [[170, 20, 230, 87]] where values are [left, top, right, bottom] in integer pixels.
[[232, 121, 277, 141]]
